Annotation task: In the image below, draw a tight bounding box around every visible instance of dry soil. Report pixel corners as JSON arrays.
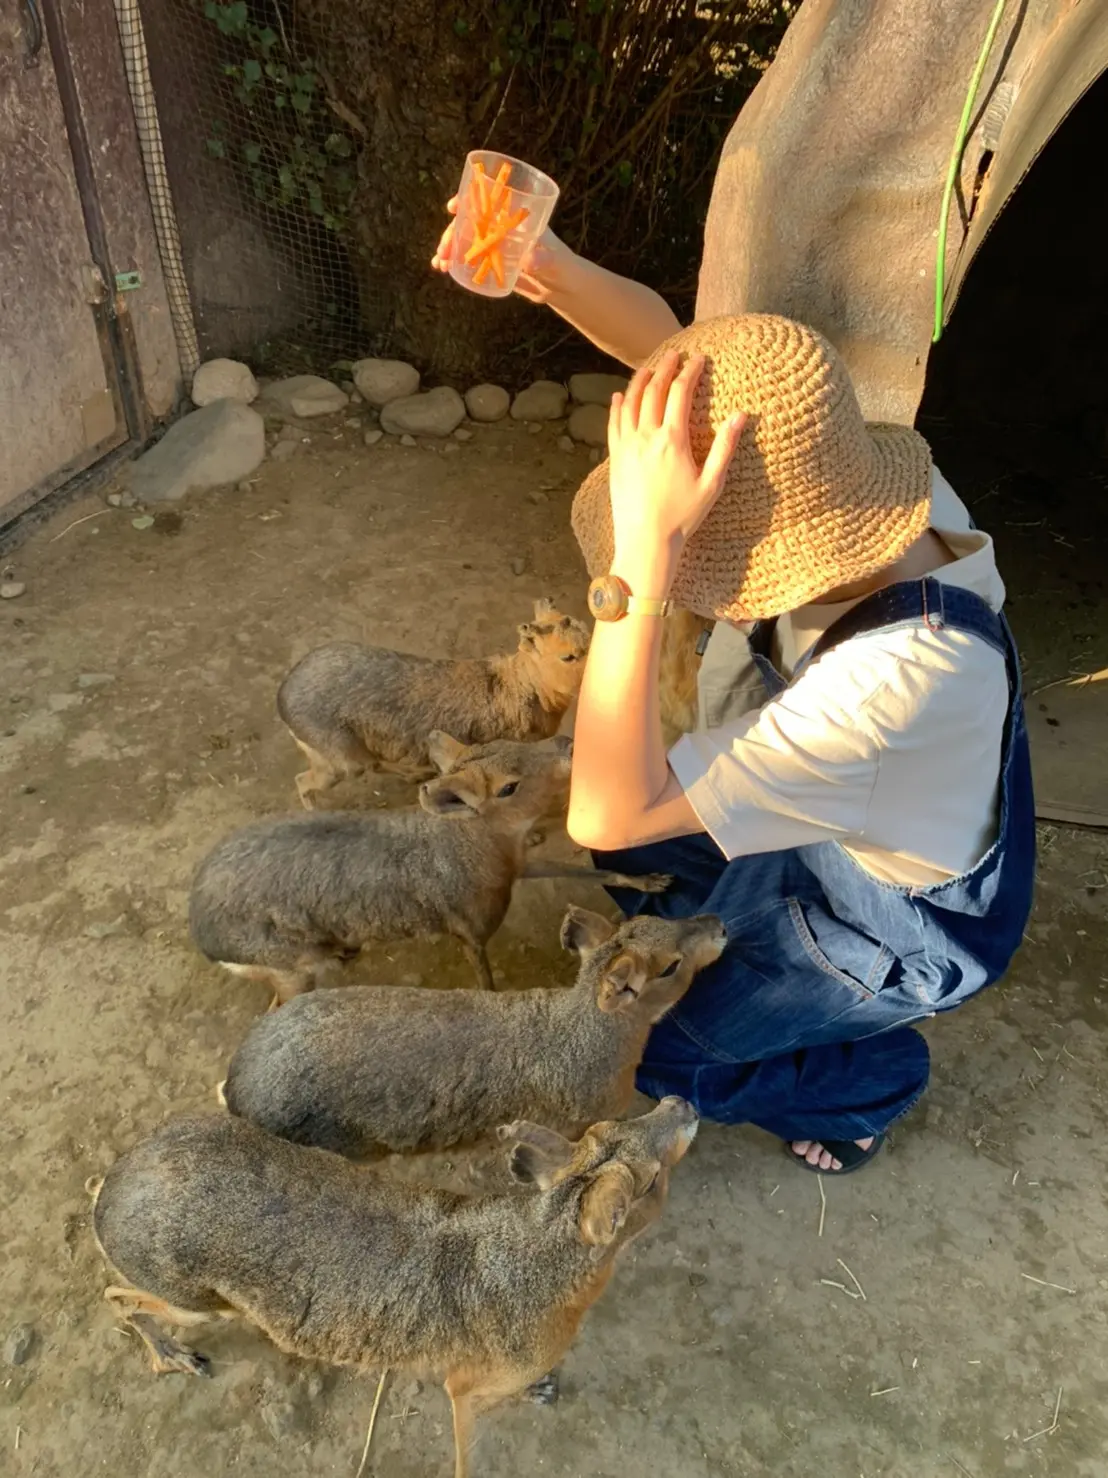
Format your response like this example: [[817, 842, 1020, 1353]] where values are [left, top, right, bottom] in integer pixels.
[[1, 413, 1107, 1477]]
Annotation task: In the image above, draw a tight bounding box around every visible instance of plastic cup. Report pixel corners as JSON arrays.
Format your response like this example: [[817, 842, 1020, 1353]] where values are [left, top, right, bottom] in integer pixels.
[[449, 151, 559, 299]]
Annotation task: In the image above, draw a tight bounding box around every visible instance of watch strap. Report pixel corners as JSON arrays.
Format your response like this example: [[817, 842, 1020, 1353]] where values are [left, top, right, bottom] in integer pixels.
[[625, 594, 672, 617]]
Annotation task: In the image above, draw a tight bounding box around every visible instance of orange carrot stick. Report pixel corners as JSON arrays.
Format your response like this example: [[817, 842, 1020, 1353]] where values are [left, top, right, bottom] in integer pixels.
[[490, 243, 505, 288], [471, 160, 490, 216], [462, 207, 529, 265], [488, 160, 512, 215], [472, 254, 492, 286]]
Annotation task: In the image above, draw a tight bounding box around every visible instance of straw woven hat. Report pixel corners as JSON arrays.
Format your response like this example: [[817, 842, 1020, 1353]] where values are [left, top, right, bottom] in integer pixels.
[[570, 314, 933, 621]]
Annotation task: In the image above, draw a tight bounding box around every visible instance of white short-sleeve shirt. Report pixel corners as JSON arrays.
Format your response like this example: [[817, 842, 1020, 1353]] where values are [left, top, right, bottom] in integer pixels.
[[668, 470, 1009, 887]]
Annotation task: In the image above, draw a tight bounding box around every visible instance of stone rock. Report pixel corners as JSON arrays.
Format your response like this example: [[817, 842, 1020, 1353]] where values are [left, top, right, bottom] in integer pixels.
[[0, 581, 26, 600], [106, 492, 123, 507], [400, 434, 417, 448], [3, 1324, 36, 1366], [557, 435, 575, 452], [343, 417, 361, 429], [453, 427, 473, 442], [569, 372, 628, 407], [442, 442, 460, 455], [191, 358, 258, 407], [511, 557, 526, 575], [527, 422, 543, 435], [77, 673, 114, 688], [510, 380, 568, 421], [363, 429, 384, 447], [269, 440, 298, 461], [381, 386, 466, 438], [264, 375, 348, 418], [352, 358, 420, 408], [588, 447, 602, 464], [465, 384, 510, 422], [127, 402, 265, 503], [568, 403, 609, 447]]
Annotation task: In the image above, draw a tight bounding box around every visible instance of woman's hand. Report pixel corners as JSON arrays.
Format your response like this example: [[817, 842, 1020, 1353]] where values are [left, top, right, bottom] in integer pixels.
[[430, 196, 572, 304], [608, 349, 746, 594]]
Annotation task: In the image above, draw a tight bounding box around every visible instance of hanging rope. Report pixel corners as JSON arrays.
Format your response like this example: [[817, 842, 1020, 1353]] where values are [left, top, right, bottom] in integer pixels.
[[932, 0, 1010, 344]]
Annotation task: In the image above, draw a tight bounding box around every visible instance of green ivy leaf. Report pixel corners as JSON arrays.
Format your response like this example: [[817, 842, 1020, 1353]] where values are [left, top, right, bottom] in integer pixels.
[[205, 137, 226, 158], [243, 57, 261, 83], [242, 141, 262, 164], [257, 25, 277, 49], [291, 91, 311, 114], [552, 18, 573, 40]]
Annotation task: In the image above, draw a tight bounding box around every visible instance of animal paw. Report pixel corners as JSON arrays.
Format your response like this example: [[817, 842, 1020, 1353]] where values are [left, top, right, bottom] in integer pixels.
[[150, 1340, 212, 1378], [634, 873, 674, 894], [524, 1371, 559, 1406]]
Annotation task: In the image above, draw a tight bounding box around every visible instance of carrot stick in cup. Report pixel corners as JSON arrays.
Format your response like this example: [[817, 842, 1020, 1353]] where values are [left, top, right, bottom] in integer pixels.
[[472, 255, 492, 286], [471, 160, 490, 215], [487, 160, 512, 214], [490, 244, 505, 288], [462, 207, 530, 266]]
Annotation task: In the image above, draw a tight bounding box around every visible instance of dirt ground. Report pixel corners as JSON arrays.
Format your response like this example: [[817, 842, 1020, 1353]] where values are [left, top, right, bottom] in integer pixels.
[[2, 411, 1107, 1478]]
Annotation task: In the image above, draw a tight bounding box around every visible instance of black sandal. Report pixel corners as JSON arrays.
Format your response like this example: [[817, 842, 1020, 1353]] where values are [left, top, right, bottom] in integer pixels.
[[786, 1131, 886, 1176]]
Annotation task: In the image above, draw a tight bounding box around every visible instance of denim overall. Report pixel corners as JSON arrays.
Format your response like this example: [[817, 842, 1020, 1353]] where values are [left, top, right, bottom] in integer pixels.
[[595, 578, 1036, 1143]]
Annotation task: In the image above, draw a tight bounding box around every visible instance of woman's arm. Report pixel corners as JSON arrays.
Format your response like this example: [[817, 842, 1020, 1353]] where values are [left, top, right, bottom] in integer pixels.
[[432, 206, 680, 368], [567, 352, 746, 850]]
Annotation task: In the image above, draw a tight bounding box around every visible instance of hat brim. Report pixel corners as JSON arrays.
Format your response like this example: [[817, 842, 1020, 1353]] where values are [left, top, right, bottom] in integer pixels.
[[571, 421, 933, 622]]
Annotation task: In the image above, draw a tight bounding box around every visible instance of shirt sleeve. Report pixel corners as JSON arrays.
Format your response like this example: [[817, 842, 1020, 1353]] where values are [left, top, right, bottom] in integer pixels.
[[668, 650, 884, 859]]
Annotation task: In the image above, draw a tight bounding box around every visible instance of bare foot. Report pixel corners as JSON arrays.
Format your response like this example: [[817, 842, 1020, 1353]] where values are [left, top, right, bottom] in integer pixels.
[[790, 1137, 874, 1172]]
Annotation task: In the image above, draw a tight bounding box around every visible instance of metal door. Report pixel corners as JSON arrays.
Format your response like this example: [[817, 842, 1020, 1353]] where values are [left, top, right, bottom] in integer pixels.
[[0, 0, 132, 515]]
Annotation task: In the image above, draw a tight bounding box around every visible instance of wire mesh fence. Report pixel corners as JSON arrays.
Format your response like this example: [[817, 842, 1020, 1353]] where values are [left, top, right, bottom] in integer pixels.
[[124, 0, 795, 383], [133, 0, 369, 377]]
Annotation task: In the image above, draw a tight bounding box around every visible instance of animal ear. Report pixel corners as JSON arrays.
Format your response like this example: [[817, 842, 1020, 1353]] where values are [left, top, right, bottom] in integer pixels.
[[517, 623, 537, 649], [427, 731, 467, 773], [551, 734, 573, 757], [533, 598, 556, 618], [419, 776, 480, 814], [560, 905, 616, 955], [578, 1163, 635, 1247], [596, 952, 648, 1013], [499, 1121, 577, 1188]]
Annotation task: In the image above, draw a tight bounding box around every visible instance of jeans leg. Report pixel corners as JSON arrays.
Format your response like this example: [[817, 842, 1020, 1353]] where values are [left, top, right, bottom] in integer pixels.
[[595, 837, 934, 1141], [637, 1013, 931, 1141]]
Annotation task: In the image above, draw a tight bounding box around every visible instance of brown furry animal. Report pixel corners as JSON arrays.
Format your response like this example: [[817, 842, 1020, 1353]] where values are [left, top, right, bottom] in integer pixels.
[[219, 906, 726, 1156], [188, 734, 671, 1000], [89, 1098, 699, 1478], [278, 598, 591, 806], [659, 606, 712, 748]]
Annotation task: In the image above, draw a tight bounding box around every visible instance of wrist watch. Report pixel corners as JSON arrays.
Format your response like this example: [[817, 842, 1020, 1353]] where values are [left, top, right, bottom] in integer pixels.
[[588, 574, 671, 622]]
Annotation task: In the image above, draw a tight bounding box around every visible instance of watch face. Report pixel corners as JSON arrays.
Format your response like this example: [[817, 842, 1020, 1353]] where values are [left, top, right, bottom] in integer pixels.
[[588, 576, 624, 620]]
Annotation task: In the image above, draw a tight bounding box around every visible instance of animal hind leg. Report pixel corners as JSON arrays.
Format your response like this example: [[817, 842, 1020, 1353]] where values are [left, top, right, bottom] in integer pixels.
[[445, 1363, 543, 1478], [104, 1286, 226, 1378], [292, 738, 343, 810], [456, 933, 494, 991], [221, 960, 319, 1011]]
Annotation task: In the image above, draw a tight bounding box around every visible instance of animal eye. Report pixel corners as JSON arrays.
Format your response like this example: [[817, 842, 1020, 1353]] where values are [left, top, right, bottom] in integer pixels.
[[496, 781, 519, 798], [658, 959, 681, 978], [560, 653, 578, 663]]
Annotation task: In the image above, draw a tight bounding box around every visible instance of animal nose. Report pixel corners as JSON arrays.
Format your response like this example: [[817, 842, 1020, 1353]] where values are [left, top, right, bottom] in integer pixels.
[[658, 1095, 698, 1126]]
